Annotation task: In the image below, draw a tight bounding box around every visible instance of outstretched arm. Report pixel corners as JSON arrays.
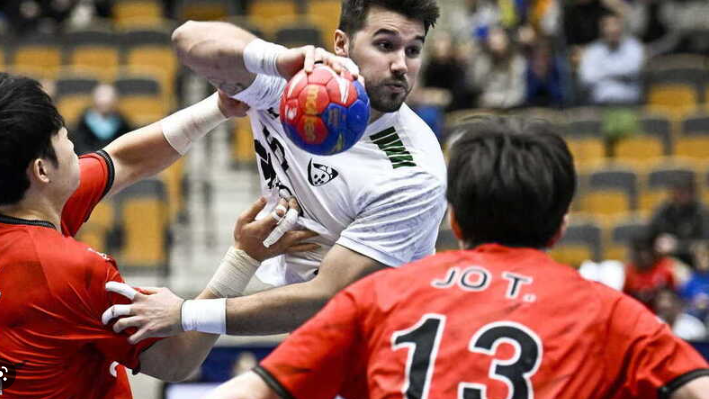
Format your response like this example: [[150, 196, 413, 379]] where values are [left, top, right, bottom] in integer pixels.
[[103, 92, 247, 198]]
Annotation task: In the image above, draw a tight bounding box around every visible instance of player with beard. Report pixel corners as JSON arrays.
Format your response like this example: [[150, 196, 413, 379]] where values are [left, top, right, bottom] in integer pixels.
[[102, 0, 448, 341]]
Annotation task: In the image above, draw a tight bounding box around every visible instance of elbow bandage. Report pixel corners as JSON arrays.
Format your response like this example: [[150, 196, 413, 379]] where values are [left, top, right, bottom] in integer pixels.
[[181, 298, 227, 334], [207, 247, 260, 298], [162, 92, 226, 155], [242, 38, 287, 77]]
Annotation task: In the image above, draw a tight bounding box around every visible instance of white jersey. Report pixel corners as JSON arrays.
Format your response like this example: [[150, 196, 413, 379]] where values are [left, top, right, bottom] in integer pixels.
[[239, 75, 447, 286]]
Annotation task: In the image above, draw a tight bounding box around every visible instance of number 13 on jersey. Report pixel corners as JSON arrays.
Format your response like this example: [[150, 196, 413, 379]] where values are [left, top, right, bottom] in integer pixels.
[[392, 315, 543, 399]]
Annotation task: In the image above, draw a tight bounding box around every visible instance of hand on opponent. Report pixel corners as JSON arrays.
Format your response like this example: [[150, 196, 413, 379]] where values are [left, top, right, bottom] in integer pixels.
[[100, 197, 316, 343]]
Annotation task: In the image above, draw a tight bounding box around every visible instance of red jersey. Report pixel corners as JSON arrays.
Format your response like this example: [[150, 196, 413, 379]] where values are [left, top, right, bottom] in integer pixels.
[[624, 257, 676, 309], [0, 151, 158, 398], [257, 244, 709, 399]]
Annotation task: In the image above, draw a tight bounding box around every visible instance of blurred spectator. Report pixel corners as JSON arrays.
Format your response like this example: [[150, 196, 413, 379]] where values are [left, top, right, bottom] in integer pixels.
[[563, 0, 613, 48], [449, 0, 501, 45], [468, 27, 527, 109], [579, 259, 625, 290], [0, 0, 78, 35], [655, 288, 708, 341], [579, 14, 644, 105], [231, 351, 258, 377], [650, 178, 709, 267], [680, 242, 709, 324], [73, 83, 131, 154], [627, 0, 681, 57], [525, 38, 566, 107], [623, 235, 676, 310], [421, 32, 473, 112]]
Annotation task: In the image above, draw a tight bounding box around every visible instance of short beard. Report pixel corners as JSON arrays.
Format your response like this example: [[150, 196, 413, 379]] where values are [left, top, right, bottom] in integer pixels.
[[367, 83, 410, 113]]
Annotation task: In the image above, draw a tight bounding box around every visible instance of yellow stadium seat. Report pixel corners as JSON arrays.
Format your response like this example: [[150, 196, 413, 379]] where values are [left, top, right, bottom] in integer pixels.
[[232, 116, 256, 166], [614, 137, 664, 164], [125, 48, 177, 97], [118, 96, 166, 127], [604, 244, 628, 262], [249, 0, 298, 20], [179, 1, 230, 20], [566, 138, 606, 168], [675, 137, 709, 160], [647, 85, 699, 118], [550, 245, 592, 268], [159, 158, 185, 222], [638, 191, 667, 215], [582, 191, 632, 217], [114, 0, 164, 27], [13, 47, 62, 79], [121, 198, 168, 267], [76, 225, 110, 254], [307, 0, 342, 49], [58, 96, 92, 128], [68, 47, 121, 81]]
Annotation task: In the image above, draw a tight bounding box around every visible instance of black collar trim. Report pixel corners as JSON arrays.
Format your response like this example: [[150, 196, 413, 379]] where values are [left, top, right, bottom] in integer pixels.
[[0, 214, 56, 230]]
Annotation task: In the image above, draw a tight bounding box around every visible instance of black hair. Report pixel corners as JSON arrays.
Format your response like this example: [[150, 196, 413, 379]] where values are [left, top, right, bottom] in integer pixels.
[[0, 73, 64, 206], [338, 0, 440, 36], [446, 115, 576, 249]]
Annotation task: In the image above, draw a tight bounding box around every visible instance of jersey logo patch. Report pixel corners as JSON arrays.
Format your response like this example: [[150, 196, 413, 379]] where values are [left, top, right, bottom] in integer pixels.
[[308, 160, 339, 186]]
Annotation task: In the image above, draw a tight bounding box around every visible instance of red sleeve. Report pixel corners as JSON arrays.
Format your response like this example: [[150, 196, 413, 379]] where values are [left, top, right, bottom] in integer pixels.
[[61, 150, 115, 237], [56, 246, 160, 371], [605, 294, 709, 399], [257, 286, 369, 399]]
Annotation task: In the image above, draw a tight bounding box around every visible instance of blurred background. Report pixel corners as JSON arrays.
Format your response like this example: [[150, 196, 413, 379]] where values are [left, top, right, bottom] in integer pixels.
[[1, 0, 709, 397]]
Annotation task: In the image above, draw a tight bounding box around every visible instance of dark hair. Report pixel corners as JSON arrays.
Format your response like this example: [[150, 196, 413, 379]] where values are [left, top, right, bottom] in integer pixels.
[[446, 116, 576, 249], [0, 73, 63, 205], [339, 0, 440, 36]]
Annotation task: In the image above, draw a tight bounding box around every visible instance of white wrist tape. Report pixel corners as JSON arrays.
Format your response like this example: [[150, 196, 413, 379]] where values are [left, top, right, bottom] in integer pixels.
[[263, 208, 299, 248], [243, 38, 287, 77], [181, 298, 227, 334], [207, 247, 260, 298], [231, 73, 284, 108], [162, 92, 226, 155]]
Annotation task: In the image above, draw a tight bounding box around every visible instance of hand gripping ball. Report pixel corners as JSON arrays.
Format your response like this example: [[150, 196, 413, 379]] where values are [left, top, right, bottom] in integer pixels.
[[280, 64, 370, 155]]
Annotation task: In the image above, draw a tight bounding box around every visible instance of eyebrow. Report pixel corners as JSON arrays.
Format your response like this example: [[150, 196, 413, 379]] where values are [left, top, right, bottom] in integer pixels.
[[373, 28, 425, 43]]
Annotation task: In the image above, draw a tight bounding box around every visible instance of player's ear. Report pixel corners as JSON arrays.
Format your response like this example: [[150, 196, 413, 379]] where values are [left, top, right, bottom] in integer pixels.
[[334, 29, 350, 57], [546, 213, 570, 248], [29, 158, 51, 184]]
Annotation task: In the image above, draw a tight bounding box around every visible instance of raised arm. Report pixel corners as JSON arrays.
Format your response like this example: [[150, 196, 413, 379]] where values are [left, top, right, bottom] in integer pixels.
[[103, 92, 247, 198], [172, 20, 359, 97]]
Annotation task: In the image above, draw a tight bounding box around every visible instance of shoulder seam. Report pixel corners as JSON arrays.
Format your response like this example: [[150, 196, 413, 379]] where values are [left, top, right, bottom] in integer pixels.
[[252, 366, 296, 399], [95, 150, 116, 200]]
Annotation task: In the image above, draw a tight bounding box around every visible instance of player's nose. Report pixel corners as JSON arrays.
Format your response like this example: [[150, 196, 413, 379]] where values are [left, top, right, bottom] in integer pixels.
[[390, 49, 408, 75]]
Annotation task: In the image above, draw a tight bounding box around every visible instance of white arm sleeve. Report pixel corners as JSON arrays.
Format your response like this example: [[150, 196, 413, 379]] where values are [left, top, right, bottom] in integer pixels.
[[337, 172, 447, 267], [232, 73, 287, 110]]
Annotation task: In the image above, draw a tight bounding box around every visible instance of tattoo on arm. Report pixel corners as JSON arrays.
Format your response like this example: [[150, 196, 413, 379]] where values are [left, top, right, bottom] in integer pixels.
[[208, 77, 247, 96]]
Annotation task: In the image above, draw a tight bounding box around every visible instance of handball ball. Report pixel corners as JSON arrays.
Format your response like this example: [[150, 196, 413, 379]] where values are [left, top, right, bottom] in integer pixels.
[[280, 64, 370, 156]]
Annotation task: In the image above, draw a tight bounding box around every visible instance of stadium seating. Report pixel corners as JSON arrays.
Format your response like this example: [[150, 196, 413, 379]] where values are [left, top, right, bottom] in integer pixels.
[[55, 73, 100, 128], [582, 167, 638, 217], [232, 116, 257, 167], [614, 114, 673, 164], [76, 202, 116, 254], [177, 0, 232, 21], [11, 33, 63, 79], [275, 22, 325, 48], [675, 114, 709, 160], [114, 74, 166, 127], [113, 0, 164, 27], [113, 178, 170, 273], [248, 0, 299, 21], [604, 216, 647, 261], [306, 0, 341, 49], [65, 29, 120, 81], [644, 69, 704, 118], [121, 27, 178, 100], [640, 163, 696, 214], [551, 219, 603, 266]]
